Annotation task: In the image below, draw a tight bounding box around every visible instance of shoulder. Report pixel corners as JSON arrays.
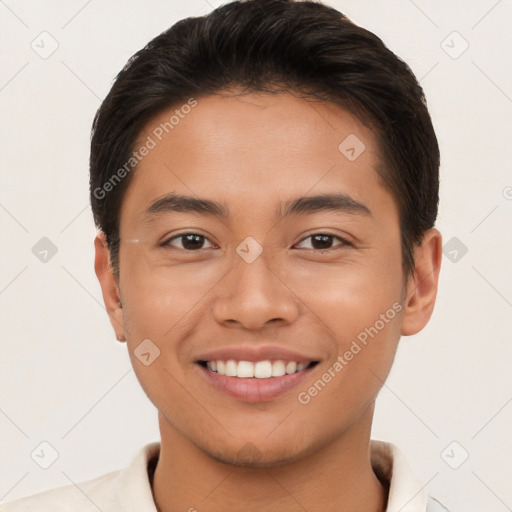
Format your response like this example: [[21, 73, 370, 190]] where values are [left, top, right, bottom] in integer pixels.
[[0, 470, 121, 512], [1, 442, 160, 512]]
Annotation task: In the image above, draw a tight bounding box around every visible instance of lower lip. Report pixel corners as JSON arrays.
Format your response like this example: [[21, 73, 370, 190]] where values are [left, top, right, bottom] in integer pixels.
[[197, 364, 315, 403]]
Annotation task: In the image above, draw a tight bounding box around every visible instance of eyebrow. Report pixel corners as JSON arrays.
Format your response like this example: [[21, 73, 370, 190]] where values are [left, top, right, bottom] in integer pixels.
[[142, 192, 371, 223]]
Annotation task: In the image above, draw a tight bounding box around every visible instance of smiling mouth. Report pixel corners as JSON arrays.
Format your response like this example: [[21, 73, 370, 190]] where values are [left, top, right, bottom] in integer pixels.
[[198, 359, 319, 379]]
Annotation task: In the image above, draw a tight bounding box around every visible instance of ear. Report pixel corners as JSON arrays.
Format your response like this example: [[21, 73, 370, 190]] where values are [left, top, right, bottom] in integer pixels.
[[401, 228, 442, 336], [94, 231, 126, 342]]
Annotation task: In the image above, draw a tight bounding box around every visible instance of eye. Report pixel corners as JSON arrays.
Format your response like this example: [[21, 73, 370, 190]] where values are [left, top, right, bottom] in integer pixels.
[[294, 233, 352, 251], [161, 232, 351, 252], [162, 233, 217, 251]]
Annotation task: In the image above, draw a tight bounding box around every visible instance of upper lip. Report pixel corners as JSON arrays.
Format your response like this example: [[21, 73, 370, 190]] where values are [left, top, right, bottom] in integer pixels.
[[196, 345, 321, 364]]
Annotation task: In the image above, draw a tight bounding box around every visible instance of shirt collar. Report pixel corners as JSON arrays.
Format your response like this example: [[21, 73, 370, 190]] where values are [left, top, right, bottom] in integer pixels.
[[371, 440, 428, 512], [116, 441, 160, 512], [116, 440, 427, 512]]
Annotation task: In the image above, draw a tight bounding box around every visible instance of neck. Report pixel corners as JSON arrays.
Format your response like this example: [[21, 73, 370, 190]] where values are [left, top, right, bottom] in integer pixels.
[[152, 404, 387, 512]]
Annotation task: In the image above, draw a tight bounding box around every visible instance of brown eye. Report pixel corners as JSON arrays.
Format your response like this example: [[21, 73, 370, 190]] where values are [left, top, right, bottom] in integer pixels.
[[295, 233, 352, 251], [163, 233, 216, 250]]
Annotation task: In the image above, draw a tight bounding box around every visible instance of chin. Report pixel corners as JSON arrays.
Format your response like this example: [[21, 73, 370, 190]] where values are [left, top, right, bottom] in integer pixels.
[[196, 434, 317, 469], [210, 447, 302, 468]]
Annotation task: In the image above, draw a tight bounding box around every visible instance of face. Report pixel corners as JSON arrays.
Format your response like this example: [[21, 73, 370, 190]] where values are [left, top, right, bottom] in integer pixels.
[[96, 91, 439, 466]]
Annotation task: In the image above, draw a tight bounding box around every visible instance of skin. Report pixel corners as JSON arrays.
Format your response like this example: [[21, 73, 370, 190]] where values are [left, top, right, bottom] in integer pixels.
[[94, 90, 442, 512]]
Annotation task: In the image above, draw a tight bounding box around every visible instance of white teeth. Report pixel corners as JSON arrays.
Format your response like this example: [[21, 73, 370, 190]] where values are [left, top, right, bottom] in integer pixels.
[[271, 360, 286, 377], [285, 361, 297, 374], [237, 360, 254, 378], [254, 361, 272, 378], [225, 359, 237, 377], [205, 359, 312, 378]]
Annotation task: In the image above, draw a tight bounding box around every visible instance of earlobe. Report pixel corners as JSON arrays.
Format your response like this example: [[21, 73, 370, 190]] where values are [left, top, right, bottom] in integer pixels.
[[400, 228, 443, 336], [94, 231, 126, 342]]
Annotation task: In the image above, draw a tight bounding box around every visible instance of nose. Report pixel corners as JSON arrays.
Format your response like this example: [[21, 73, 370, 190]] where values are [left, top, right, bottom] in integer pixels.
[[212, 251, 300, 331]]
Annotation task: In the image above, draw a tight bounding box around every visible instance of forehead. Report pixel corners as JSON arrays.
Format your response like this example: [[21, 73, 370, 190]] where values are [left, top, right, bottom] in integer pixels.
[[120, 91, 396, 227]]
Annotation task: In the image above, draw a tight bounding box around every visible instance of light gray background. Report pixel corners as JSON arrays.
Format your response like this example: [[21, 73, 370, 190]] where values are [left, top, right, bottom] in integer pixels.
[[1, 1, 511, 510]]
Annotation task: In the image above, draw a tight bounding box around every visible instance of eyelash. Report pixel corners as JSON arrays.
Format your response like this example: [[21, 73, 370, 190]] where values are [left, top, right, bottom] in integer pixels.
[[161, 232, 353, 251]]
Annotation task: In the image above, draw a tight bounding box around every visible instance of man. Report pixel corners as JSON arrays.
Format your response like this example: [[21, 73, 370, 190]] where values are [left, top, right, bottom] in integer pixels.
[[3, 0, 445, 510]]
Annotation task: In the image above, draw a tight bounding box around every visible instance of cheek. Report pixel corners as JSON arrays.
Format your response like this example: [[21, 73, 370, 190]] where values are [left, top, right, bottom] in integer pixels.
[[294, 291, 403, 433], [119, 248, 223, 339], [285, 248, 403, 341], [119, 257, 230, 407], [288, 242, 404, 396], [301, 276, 402, 383]]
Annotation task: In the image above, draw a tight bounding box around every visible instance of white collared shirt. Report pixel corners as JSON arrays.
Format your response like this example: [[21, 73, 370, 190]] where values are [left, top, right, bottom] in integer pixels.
[[1, 440, 448, 511]]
